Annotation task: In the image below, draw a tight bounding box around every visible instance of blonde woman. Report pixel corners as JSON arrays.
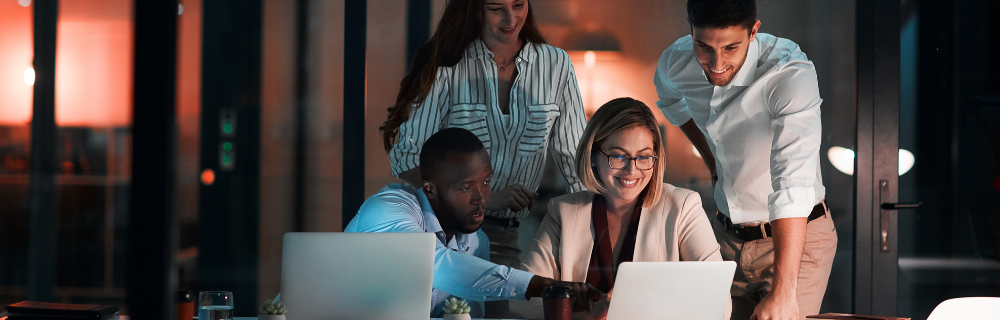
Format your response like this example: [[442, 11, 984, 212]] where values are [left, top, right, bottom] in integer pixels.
[[511, 98, 730, 320]]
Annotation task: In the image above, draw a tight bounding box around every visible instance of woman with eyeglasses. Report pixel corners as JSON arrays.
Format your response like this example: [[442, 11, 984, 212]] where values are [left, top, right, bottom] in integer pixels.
[[380, 1, 587, 314], [511, 98, 730, 320]]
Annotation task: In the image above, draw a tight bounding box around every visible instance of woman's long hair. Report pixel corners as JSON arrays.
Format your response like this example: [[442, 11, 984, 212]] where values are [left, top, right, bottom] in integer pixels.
[[380, 0, 547, 152]]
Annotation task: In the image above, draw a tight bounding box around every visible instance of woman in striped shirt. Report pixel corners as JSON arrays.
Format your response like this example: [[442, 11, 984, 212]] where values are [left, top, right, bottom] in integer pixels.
[[380, 0, 587, 310]]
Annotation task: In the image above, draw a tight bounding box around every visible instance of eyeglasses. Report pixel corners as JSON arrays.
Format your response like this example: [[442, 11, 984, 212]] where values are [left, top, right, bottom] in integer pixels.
[[598, 149, 657, 171]]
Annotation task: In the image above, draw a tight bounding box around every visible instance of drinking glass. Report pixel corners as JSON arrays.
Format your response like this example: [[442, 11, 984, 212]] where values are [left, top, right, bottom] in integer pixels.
[[197, 291, 233, 320]]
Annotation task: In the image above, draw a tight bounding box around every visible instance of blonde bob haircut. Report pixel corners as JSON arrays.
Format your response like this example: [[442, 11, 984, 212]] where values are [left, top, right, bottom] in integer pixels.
[[575, 97, 667, 208]]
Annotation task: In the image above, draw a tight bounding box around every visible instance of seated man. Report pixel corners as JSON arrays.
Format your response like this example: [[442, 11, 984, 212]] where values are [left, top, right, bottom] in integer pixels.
[[345, 127, 603, 318]]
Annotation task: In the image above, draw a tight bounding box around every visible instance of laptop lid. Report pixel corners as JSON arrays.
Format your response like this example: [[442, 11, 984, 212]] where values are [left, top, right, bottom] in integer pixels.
[[607, 261, 736, 320], [280, 232, 435, 320]]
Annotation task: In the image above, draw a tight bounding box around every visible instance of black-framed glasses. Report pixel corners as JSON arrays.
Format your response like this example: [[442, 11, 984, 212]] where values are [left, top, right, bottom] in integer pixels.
[[598, 149, 657, 170]]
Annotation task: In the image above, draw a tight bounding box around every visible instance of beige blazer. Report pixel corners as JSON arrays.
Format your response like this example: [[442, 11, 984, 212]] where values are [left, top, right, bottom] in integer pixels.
[[511, 183, 729, 320]]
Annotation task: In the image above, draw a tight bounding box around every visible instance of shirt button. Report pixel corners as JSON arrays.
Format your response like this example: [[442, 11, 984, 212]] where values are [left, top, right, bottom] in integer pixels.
[[731, 205, 737, 209], [516, 58, 522, 62], [715, 139, 721, 143], [512, 292, 517, 297]]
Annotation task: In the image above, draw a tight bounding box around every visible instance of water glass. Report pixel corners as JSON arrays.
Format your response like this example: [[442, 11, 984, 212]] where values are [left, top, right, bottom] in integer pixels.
[[197, 291, 233, 320]]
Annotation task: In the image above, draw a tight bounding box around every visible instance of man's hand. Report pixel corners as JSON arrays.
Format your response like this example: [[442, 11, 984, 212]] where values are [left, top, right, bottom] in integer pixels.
[[752, 217, 807, 320], [553, 281, 605, 313], [486, 183, 538, 212], [750, 293, 798, 320], [526, 276, 605, 313]]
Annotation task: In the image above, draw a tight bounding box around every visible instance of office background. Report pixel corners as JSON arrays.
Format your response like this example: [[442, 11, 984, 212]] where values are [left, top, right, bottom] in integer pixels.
[[0, 0, 996, 319]]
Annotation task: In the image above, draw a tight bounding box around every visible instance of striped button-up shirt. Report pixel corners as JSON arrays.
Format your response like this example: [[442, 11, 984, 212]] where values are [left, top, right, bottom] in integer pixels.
[[390, 39, 587, 219], [655, 33, 825, 224]]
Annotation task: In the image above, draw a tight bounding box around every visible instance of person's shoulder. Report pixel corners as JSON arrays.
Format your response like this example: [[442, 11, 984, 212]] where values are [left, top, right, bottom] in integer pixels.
[[654, 182, 701, 207], [657, 35, 697, 78], [660, 35, 695, 58], [550, 189, 596, 207], [359, 184, 422, 214], [530, 42, 572, 64], [755, 33, 814, 73]]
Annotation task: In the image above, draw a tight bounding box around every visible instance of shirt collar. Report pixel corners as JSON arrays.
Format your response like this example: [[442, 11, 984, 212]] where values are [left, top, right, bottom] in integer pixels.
[[727, 38, 759, 88], [415, 188, 444, 234], [416, 188, 472, 249], [467, 38, 536, 65]]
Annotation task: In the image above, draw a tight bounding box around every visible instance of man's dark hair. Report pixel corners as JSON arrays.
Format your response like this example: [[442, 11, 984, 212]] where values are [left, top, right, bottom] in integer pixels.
[[419, 128, 486, 181], [687, 0, 757, 31]]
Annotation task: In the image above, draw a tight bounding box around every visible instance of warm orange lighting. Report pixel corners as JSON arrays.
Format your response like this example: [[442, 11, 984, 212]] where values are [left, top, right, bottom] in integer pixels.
[[201, 169, 216, 185], [0, 0, 134, 126], [24, 68, 34, 86], [584, 51, 597, 69], [0, 1, 33, 124], [55, 18, 134, 127]]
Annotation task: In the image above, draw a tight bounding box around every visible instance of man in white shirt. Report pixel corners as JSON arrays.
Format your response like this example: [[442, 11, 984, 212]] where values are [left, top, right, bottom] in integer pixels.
[[654, 0, 837, 319]]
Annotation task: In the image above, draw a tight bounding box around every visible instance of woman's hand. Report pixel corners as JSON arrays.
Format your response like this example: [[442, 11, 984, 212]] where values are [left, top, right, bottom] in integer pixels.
[[486, 183, 538, 212]]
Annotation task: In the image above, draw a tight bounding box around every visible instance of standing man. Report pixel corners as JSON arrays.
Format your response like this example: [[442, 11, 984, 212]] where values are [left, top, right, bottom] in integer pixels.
[[654, 1, 837, 319]]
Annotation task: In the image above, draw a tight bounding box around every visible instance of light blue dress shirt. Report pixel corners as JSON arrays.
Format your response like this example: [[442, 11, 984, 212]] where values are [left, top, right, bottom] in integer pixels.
[[344, 184, 536, 317]]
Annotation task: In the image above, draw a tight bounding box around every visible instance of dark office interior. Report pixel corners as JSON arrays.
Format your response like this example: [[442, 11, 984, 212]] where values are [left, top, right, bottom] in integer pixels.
[[0, 0, 997, 319]]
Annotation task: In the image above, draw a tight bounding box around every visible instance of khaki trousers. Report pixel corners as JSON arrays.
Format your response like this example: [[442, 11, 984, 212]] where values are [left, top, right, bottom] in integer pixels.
[[711, 211, 838, 320]]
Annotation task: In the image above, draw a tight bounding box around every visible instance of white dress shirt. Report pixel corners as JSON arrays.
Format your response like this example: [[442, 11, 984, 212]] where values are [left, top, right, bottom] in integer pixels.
[[654, 33, 825, 224], [390, 39, 587, 219]]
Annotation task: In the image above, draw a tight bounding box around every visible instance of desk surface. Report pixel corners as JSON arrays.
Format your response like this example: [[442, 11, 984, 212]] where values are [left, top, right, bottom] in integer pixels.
[[1, 314, 520, 320]]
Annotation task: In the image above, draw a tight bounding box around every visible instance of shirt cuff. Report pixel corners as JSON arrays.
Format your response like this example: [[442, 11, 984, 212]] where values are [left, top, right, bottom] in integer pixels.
[[767, 186, 816, 221], [506, 269, 535, 301]]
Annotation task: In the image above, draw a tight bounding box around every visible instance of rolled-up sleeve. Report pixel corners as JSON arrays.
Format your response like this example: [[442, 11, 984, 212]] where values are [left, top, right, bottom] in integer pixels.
[[433, 247, 535, 301], [389, 68, 452, 177], [654, 49, 693, 126], [765, 61, 822, 221], [550, 56, 587, 193]]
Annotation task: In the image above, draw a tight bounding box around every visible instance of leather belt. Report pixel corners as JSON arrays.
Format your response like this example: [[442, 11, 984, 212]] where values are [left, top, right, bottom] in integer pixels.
[[483, 215, 520, 228], [715, 201, 827, 242]]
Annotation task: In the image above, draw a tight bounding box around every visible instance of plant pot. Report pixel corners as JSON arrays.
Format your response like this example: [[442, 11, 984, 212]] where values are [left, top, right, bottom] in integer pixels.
[[442, 313, 471, 320], [258, 314, 286, 320]]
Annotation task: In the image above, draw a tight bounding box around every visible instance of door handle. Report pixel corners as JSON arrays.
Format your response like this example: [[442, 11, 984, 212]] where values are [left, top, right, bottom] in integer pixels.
[[878, 181, 921, 253], [881, 202, 922, 210]]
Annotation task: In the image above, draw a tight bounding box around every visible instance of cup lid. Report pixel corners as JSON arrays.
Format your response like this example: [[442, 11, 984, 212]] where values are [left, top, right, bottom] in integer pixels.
[[541, 285, 572, 299]]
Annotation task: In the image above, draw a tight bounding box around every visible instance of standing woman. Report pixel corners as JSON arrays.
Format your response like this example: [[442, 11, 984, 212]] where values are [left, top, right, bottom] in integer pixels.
[[381, 0, 587, 300]]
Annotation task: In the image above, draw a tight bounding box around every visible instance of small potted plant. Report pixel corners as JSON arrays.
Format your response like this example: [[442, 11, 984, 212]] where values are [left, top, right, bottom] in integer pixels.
[[258, 299, 287, 320], [442, 297, 471, 320]]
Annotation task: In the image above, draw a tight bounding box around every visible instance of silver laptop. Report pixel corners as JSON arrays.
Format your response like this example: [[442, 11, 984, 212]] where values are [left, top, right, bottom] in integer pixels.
[[280, 232, 435, 320], [607, 261, 736, 320]]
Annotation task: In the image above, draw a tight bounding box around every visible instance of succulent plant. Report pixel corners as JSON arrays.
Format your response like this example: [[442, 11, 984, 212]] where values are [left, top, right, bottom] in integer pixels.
[[442, 297, 471, 314], [259, 299, 287, 315]]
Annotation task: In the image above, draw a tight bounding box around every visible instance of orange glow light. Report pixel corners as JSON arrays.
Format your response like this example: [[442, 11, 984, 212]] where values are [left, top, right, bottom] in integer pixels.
[[0, 2, 33, 125], [0, 0, 134, 126], [201, 169, 216, 185]]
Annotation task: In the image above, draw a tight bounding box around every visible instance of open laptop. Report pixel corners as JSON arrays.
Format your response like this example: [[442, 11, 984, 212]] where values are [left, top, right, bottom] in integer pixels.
[[280, 232, 435, 320], [607, 261, 737, 320]]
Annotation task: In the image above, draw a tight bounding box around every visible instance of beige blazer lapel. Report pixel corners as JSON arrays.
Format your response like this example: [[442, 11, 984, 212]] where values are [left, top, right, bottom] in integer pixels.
[[633, 196, 670, 262], [560, 195, 594, 282]]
